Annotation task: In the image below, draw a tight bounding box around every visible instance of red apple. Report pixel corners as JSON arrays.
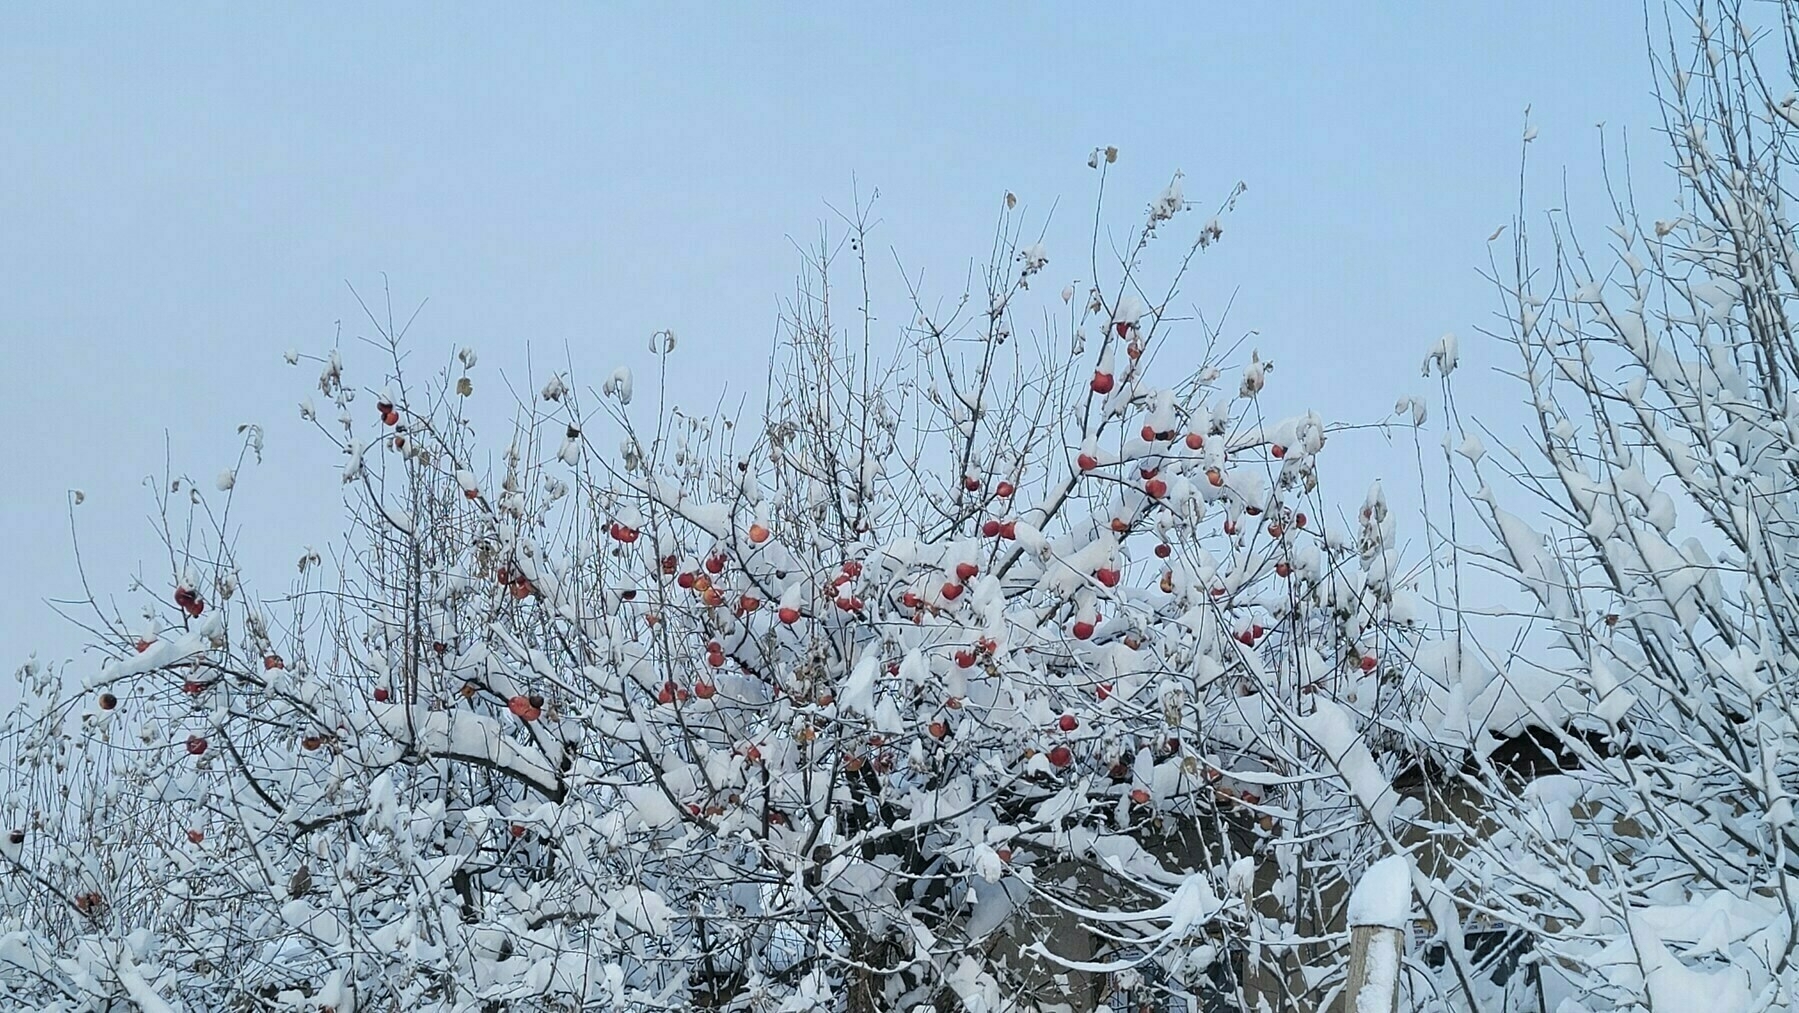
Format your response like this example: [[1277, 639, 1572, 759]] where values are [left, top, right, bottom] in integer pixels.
[[1131, 788, 1151, 804], [1155, 542, 1171, 558], [956, 562, 978, 581], [1276, 562, 1293, 578], [982, 519, 1002, 537], [1271, 444, 1286, 459], [1145, 477, 1168, 499], [995, 481, 1015, 498], [695, 681, 716, 699], [779, 606, 801, 624], [1072, 620, 1095, 639], [705, 554, 726, 574], [1360, 654, 1378, 672], [1140, 424, 1158, 442], [1206, 468, 1224, 487], [748, 523, 770, 544], [1078, 453, 1099, 471], [1058, 714, 1078, 732], [963, 475, 981, 492], [955, 650, 975, 668], [1090, 371, 1114, 395], [187, 829, 204, 844], [1096, 567, 1121, 587], [185, 735, 207, 756], [1185, 432, 1204, 450], [941, 582, 964, 601], [99, 692, 117, 711], [1048, 745, 1074, 768]]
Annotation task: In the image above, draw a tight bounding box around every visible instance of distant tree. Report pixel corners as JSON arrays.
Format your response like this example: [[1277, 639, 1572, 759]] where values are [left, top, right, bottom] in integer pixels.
[[2, 164, 1430, 1011]]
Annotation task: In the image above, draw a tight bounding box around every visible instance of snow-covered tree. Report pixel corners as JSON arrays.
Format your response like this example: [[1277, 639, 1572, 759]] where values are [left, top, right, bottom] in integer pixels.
[[3, 167, 1432, 1011], [1419, 2, 1799, 1008]]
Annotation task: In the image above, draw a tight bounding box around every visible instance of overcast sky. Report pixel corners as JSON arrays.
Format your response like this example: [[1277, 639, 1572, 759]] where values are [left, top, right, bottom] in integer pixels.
[[1, 5, 1669, 684]]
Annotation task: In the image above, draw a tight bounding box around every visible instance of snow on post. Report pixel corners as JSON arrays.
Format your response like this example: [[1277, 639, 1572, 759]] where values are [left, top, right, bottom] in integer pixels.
[[1345, 855, 1413, 1013]]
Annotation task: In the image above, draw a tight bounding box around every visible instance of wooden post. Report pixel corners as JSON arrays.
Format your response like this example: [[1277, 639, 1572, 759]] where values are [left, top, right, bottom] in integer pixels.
[[1343, 924, 1403, 1013]]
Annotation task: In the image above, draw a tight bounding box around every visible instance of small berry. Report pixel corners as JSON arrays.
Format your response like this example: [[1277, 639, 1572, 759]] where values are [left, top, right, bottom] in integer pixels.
[[1360, 654, 1378, 672], [185, 735, 208, 756], [1058, 714, 1078, 732], [995, 481, 1015, 498], [1144, 477, 1167, 499], [929, 721, 947, 740], [98, 692, 117, 711], [1078, 453, 1099, 471], [1271, 444, 1286, 459], [301, 736, 321, 751], [1048, 745, 1074, 768], [955, 650, 975, 669], [956, 562, 978, 581], [963, 475, 981, 492], [779, 607, 801, 624], [941, 582, 964, 601], [982, 520, 1002, 537], [1072, 620, 1095, 640], [1275, 562, 1293, 578], [1140, 425, 1158, 442], [1090, 371, 1115, 395], [695, 681, 717, 700], [1130, 788, 1151, 805], [1185, 432, 1204, 450], [1207, 468, 1224, 487], [748, 523, 770, 544], [373, 687, 390, 703], [1095, 568, 1121, 588], [187, 829, 204, 844], [1155, 542, 1171, 558]]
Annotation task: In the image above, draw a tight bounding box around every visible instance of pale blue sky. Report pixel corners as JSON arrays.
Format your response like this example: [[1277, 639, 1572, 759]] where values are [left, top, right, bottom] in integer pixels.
[[1, 5, 1666, 672]]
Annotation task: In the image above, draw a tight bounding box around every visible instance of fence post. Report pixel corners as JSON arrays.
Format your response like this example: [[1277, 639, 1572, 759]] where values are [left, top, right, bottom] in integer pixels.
[[1344, 924, 1403, 1013], [1343, 855, 1413, 1013]]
